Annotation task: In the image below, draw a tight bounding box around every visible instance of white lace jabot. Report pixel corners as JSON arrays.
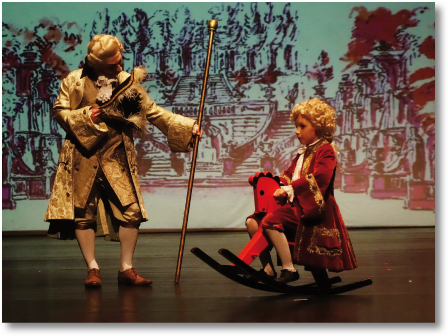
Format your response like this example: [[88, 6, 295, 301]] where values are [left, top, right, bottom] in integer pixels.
[[281, 138, 322, 202]]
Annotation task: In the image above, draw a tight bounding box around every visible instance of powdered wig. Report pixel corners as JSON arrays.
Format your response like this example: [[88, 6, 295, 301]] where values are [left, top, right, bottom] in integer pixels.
[[86, 34, 124, 68], [290, 98, 336, 143]]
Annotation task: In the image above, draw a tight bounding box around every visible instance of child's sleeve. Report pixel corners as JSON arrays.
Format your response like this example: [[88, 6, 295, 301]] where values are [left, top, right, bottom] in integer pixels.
[[290, 146, 336, 219], [279, 154, 299, 186]]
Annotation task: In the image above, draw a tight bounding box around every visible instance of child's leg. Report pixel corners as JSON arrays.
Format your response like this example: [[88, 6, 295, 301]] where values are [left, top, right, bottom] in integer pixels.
[[245, 217, 259, 237], [245, 217, 276, 276], [258, 206, 299, 272], [264, 228, 296, 272], [308, 266, 330, 289]]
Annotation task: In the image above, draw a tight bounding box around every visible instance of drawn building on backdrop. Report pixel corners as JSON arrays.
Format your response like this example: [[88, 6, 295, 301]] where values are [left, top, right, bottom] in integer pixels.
[[2, 3, 435, 212]]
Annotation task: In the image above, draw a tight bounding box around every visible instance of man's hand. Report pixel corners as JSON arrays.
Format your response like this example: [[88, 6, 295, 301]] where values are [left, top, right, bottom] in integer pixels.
[[193, 124, 203, 141], [273, 188, 288, 206], [89, 106, 102, 124]]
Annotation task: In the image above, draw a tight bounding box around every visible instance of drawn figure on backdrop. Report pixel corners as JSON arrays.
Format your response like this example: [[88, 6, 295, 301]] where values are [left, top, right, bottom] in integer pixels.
[[383, 135, 403, 174], [10, 135, 40, 176], [429, 141, 435, 182], [201, 115, 223, 163], [45, 35, 202, 288], [401, 126, 425, 180], [245, 98, 357, 287], [2, 131, 13, 183], [285, 83, 299, 110], [340, 138, 356, 169]]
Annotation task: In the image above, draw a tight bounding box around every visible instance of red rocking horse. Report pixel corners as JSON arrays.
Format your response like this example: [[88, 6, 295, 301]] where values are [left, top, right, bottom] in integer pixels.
[[191, 172, 372, 295]]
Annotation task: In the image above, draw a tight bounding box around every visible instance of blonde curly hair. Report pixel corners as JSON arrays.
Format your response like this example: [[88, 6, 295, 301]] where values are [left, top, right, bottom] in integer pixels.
[[290, 98, 336, 143], [86, 34, 124, 68]]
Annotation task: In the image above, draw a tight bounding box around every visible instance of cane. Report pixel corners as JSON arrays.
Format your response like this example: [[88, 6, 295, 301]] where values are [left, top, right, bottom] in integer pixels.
[[174, 19, 218, 284]]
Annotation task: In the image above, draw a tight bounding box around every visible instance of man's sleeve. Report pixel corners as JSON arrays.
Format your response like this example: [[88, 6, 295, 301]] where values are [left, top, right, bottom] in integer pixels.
[[53, 76, 108, 151], [290, 146, 336, 219], [142, 96, 196, 153]]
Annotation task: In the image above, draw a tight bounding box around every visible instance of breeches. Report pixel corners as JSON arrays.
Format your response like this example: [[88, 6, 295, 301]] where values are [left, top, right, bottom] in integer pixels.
[[247, 204, 298, 242], [75, 166, 142, 231]]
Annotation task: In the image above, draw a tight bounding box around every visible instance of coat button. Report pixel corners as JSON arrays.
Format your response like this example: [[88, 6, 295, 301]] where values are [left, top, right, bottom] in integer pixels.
[[94, 165, 97, 169], [83, 110, 86, 115], [66, 193, 70, 197], [64, 166, 67, 170], [76, 81, 81, 86]]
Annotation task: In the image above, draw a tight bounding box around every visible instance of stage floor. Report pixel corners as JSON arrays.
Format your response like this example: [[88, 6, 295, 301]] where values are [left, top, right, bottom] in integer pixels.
[[2, 228, 435, 323]]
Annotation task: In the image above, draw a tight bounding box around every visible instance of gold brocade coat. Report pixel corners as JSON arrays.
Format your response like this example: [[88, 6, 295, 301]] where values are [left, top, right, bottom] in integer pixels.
[[44, 66, 196, 224]]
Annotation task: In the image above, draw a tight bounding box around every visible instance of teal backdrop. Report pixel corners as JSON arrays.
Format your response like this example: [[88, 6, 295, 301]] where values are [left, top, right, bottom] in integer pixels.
[[2, 2, 435, 231]]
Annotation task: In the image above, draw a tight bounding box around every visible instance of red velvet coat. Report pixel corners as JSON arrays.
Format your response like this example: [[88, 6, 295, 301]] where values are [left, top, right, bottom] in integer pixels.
[[280, 140, 357, 272]]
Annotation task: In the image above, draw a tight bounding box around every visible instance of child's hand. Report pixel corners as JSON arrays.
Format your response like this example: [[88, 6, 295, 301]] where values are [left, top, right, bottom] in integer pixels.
[[273, 188, 287, 206]]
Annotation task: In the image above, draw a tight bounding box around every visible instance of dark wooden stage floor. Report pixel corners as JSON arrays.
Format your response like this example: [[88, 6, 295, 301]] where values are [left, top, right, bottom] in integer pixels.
[[3, 228, 435, 323]]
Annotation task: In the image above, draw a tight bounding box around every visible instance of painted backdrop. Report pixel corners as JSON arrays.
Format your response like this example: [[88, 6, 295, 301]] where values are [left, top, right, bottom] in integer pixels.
[[2, 2, 435, 231]]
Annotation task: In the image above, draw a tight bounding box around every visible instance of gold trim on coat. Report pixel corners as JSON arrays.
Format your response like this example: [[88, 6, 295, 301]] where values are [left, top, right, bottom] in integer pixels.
[[99, 71, 135, 109], [280, 173, 291, 185], [300, 139, 327, 177], [307, 227, 343, 257], [305, 173, 326, 215]]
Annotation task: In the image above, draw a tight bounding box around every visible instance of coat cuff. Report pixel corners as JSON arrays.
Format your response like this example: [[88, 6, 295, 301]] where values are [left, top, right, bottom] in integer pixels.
[[279, 173, 291, 186], [68, 106, 108, 151], [167, 114, 196, 152], [291, 174, 326, 219], [281, 185, 295, 203]]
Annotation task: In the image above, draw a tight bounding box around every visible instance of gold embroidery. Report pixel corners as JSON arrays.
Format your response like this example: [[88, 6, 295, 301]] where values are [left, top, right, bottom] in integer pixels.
[[305, 173, 326, 215], [300, 139, 328, 177], [307, 227, 343, 257], [346, 234, 358, 265], [280, 173, 291, 185], [296, 224, 306, 257]]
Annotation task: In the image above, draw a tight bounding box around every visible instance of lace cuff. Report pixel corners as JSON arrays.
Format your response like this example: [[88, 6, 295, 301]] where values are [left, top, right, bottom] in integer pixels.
[[192, 124, 199, 135], [281, 185, 295, 203]]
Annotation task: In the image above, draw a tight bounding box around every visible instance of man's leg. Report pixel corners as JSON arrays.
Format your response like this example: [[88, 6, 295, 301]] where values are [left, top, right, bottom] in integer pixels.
[[75, 228, 99, 270], [74, 185, 102, 287], [74, 183, 101, 271], [103, 187, 151, 285], [115, 220, 151, 285], [118, 225, 138, 272], [246, 217, 276, 276]]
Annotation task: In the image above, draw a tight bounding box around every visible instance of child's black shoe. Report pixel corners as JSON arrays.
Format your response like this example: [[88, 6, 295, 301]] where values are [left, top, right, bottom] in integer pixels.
[[243, 268, 277, 282], [275, 269, 300, 283]]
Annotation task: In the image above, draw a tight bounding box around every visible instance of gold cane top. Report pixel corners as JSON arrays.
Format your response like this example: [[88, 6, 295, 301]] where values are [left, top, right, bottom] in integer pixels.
[[208, 19, 218, 31]]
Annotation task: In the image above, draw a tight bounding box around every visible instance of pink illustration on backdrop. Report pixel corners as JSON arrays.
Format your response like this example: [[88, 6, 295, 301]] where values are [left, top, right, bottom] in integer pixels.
[[2, 4, 435, 212]]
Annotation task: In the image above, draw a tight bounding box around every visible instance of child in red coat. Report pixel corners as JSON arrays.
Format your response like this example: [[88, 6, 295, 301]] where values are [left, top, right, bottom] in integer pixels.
[[248, 98, 357, 286]]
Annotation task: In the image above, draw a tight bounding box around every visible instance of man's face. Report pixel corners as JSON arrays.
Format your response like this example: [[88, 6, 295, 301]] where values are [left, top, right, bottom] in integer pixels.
[[98, 51, 123, 77], [295, 116, 319, 145]]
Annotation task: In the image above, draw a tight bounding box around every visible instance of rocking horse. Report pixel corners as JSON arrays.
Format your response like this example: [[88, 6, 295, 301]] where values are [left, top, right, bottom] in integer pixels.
[[191, 172, 373, 295]]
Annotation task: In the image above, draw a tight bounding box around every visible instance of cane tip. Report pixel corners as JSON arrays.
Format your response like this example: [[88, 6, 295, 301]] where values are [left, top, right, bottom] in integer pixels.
[[208, 19, 218, 31]]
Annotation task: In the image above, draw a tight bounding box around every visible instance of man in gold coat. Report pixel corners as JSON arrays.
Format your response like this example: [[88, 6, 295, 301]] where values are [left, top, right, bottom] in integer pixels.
[[45, 35, 201, 288]]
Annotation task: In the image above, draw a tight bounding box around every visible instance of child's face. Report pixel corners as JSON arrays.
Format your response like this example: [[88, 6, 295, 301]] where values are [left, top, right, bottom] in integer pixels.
[[295, 116, 319, 145]]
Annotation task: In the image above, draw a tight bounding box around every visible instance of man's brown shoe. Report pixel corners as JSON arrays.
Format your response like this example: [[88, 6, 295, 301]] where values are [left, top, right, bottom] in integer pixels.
[[117, 268, 152, 286], [85, 268, 102, 288]]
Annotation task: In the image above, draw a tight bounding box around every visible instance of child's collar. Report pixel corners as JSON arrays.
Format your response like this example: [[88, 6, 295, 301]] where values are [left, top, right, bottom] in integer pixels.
[[297, 138, 323, 154]]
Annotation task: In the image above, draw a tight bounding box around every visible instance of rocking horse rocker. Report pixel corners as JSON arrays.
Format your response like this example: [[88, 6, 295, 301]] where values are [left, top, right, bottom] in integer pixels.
[[191, 171, 373, 295]]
